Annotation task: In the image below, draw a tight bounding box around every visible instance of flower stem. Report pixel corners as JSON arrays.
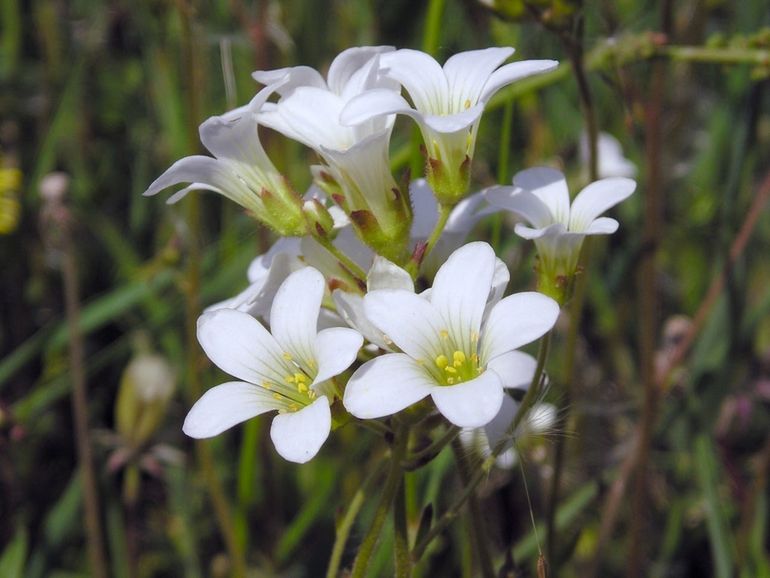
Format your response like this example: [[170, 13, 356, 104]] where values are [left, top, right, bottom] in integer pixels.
[[451, 438, 495, 578], [411, 333, 552, 561], [326, 459, 388, 578], [407, 202, 453, 278], [350, 422, 410, 578], [315, 234, 368, 284], [403, 425, 459, 471], [394, 478, 412, 578]]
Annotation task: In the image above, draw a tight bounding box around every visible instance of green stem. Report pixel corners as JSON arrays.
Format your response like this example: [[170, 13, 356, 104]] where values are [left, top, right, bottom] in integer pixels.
[[351, 423, 410, 578], [403, 425, 459, 471], [451, 438, 495, 578], [326, 459, 388, 578], [315, 234, 368, 283], [407, 202, 452, 278], [411, 333, 552, 561], [394, 479, 412, 578]]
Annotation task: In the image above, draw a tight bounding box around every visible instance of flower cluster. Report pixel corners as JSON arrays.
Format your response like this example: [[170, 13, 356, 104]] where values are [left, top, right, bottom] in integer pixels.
[[146, 46, 635, 463]]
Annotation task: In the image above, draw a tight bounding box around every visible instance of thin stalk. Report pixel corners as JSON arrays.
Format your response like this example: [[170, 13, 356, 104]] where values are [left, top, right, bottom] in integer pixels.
[[422, 0, 446, 56], [412, 333, 552, 561], [403, 426, 460, 471], [58, 206, 109, 578], [315, 234, 368, 283], [451, 438, 495, 578], [351, 423, 410, 578], [326, 459, 388, 578], [394, 480, 412, 578], [175, 0, 246, 575], [407, 203, 452, 278]]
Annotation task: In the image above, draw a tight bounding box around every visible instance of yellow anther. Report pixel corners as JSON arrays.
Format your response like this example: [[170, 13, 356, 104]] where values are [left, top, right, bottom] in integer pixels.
[[435, 355, 449, 369], [294, 372, 307, 384], [440, 329, 449, 339], [453, 351, 466, 366], [262, 381, 272, 390], [273, 393, 282, 400], [308, 389, 317, 400], [297, 382, 308, 394], [285, 375, 296, 384], [471, 331, 479, 343], [445, 366, 457, 375], [447, 377, 455, 385], [282, 352, 293, 361], [471, 353, 479, 364], [289, 403, 299, 412], [464, 98, 471, 109]]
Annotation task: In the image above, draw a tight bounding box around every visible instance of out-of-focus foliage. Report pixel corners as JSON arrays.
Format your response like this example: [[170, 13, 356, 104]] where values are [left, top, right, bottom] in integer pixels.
[[1, 0, 769, 577]]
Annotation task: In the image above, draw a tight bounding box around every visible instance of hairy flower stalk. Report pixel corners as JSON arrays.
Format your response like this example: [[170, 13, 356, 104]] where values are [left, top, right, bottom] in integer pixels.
[[341, 47, 558, 204], [254, 47, 413, 264], [144, 87, 308, 236]]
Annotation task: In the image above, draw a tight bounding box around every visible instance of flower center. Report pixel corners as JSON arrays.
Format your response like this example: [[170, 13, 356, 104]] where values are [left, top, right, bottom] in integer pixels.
[[262, 353, 318, 413], [431, 331, 483, 386]]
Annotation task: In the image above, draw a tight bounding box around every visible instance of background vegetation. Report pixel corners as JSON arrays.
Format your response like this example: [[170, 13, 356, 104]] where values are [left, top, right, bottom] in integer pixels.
[[1, 0, 769, 576]]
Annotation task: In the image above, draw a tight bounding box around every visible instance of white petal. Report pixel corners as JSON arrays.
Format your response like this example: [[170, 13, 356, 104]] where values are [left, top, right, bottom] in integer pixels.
[[270, 396, 331, 463], [431, 370, 504, 427], [367, 256, 414, 292], [270, 267, 324, 370], [340, 88, 416, 127], [259, 87, 350, 152], [513, 167, 571, 227], [479, 60, 558, 104], [584, 216, 619, 235], [487, 350, 537, 390], [327, 46, 394, 97], [380, 49, 449, 114], [513, 222, 565, 241], [197, 309, 287, 385], [364, 290, 445, 362], [421, 104, 484, 134], [445, 190, 492, 234], [409, 179, 439, 239], [487, 257, 511, 311], [430, 242, 496, 354], [332, 290, 392, 350], [443, 47, 514, 110], [481, 292, 559, 361], [251, 65, 326, 96], [183, 381, 277, 438], [485, 187, 553, 229], [247, 237, 303, 282], [143, 156, 229, 198], [483, 394, 519, 449], [569, 177, 636, 233], [312, 327, 363, 386], [343, 354, 434, 418], [198, 106, 269, 166]]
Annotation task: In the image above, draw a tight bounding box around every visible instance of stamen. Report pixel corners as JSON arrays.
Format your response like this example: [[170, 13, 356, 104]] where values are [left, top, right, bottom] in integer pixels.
[[282, 352, 293, 361], [435, 355, 449, 369], [445, 366, 457, 375], [453, 351, 466, 367], [440, 329, 449, 340]]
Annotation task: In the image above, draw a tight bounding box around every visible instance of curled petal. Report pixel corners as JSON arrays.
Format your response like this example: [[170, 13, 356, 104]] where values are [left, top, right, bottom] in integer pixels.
[[367, 256, 414, 292], [480, 60, 559, 104], [485, 187, 552, 230], [270, 396, 331, 463], [379, 49, 449, 113], [431, 370, 504, 428], [569, 177, 636, 233], [443, 47, 515, 110], [487, 350, 537, 390], [344, 354, 434, 418], [183, 381, 277, 438], [341, 88, 416, 127], [513, 167, 571, 227]]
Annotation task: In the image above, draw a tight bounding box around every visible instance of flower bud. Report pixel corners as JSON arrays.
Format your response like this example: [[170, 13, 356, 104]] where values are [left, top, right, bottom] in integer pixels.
[[116, 352, 176, 448]]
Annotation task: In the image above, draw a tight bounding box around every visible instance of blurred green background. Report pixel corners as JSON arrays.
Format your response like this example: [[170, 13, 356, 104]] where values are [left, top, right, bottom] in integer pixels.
[[1, 0, 769, 576]]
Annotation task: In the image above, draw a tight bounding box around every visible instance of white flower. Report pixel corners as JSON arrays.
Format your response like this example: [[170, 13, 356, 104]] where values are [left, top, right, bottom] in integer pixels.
[[143, 88, 306, 236], [580, 132, 637, 179], [254, 47, 412, 262], [341, 47, 557, 202], [485, 167, 636, 302], [343, 242, 559, 428], [183, 267, 363, 463]]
